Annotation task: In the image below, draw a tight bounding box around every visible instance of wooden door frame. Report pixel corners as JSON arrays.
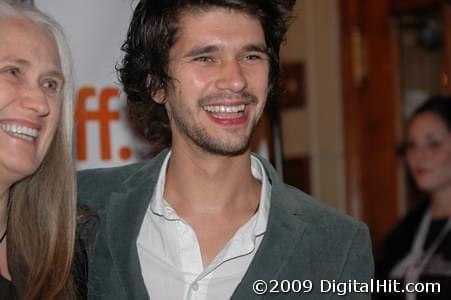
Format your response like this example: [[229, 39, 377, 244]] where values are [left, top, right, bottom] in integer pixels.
[[340, 0, 405, 247]]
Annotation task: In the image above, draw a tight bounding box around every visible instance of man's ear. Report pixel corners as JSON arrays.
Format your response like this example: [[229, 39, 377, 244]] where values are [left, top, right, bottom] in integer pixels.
[[146, 74, 167, 104], [152, 89, 166, 104]]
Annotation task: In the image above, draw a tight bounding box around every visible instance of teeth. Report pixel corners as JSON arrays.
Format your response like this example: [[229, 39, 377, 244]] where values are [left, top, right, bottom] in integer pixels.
[[11, 132, 34, 142], [203, 104, 246, 113], [0, 123, 39, 141]]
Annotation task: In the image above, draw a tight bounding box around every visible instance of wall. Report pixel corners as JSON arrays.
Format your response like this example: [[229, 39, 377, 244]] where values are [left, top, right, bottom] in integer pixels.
[[280, 0, 347, 212]]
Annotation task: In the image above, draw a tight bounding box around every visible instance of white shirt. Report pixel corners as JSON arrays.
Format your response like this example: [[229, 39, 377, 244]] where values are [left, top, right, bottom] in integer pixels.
[[137, 152, 271, 300]]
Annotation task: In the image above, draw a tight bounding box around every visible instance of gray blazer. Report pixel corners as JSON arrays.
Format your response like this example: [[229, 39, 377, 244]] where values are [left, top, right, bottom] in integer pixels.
[[78, 149, 373, 299]]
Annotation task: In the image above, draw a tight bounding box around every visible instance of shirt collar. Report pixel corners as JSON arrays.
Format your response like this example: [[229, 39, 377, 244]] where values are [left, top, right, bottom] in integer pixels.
[[150, 151, 271, 236], [250, 155, 271, 237]]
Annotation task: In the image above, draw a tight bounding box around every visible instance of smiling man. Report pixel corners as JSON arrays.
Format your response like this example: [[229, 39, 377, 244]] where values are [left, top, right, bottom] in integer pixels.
[[78, 1, 373, 299]]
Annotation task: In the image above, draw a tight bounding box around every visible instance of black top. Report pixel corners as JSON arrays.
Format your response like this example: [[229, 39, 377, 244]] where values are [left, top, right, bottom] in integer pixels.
[[0, 237, 89, 300], [376, 200, 451, 299], [0, 211, 95, 300], [0, 273, 17, 300]]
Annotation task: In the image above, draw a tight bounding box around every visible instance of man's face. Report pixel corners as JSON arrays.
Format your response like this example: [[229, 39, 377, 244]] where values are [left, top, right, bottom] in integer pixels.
[[163, 9, 269, 155]]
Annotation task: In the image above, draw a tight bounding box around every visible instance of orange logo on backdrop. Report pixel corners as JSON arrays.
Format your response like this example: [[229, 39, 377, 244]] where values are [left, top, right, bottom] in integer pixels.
[[75, 86, 132, 162]]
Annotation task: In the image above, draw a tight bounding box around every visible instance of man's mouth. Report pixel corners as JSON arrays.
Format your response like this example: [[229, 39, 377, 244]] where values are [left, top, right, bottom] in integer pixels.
[[202, 104, 247, 120], [0, 123, 39, 142], [203, 104, 246, 114]]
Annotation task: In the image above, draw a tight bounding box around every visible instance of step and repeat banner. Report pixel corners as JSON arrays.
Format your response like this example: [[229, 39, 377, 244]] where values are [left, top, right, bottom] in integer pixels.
[[34, 0, 150, 170]]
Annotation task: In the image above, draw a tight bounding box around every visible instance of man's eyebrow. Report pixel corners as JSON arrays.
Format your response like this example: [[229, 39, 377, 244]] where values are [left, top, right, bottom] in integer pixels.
[[183, 45, 220, 58], [182, 43, 268, 58], [242, 44, 268, 54]]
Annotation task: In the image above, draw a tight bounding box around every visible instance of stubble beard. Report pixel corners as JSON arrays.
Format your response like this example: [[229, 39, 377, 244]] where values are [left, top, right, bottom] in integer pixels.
[[172, 111, 260, 156], [170, 104, 261, 156]]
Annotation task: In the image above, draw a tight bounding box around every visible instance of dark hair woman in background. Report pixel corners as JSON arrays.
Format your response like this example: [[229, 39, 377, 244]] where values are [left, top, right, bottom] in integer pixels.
[[377, 95, 451, 300]]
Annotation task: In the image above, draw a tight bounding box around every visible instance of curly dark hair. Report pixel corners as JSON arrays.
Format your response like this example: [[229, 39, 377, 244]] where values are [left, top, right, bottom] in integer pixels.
[[118, 0, 296, 147]]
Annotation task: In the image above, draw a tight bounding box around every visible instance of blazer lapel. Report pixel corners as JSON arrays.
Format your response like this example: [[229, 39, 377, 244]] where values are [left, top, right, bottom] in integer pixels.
[[232, 157, 307, 299], [105, 150, 169, 299]]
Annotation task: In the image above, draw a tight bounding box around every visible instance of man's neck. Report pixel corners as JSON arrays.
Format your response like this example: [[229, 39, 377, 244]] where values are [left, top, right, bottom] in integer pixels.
[[164, 146, 260, 216], [163, 146, 262, 267]]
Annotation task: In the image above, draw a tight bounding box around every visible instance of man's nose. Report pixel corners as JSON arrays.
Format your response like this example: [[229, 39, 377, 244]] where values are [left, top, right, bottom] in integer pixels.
[[215, 60, 247, 92]]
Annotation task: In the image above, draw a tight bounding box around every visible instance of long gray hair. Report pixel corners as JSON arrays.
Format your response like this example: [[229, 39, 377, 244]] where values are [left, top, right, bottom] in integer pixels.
[[0, 1, 78, 298]]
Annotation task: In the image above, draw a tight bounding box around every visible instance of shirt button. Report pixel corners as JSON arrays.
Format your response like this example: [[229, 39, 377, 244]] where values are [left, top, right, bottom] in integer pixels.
[[192, 282, 199, 291]]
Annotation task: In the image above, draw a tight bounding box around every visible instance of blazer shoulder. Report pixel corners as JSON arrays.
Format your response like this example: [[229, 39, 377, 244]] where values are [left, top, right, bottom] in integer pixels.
[[77, 161, 146, 209], [282, 183, 367, 234], [259, 154, 365, 232]]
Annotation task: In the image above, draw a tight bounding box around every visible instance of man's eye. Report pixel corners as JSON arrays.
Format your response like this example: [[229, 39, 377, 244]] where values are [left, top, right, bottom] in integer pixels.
[[243, 54, 262, 60], [193, 56, 213, 63], [3, 67, 20, 77]]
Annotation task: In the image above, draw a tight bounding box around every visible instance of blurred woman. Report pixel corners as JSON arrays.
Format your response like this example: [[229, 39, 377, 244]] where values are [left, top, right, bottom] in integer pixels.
[[0, 1, 88, 299], [377, 95, 451, 300]]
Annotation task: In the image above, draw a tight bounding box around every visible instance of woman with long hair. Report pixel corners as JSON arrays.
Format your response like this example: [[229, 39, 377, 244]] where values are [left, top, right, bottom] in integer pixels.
[[377, 95, 451, 300], [0, 1, 89, 298]]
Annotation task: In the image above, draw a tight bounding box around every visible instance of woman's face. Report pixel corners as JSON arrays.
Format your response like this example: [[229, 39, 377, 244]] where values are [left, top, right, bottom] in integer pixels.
[[405, 112, 451, 193], [0, 17, 64, 188]]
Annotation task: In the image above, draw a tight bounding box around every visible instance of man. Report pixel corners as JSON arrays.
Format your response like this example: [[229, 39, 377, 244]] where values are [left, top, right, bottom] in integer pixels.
[[78, 0, 373, 299]]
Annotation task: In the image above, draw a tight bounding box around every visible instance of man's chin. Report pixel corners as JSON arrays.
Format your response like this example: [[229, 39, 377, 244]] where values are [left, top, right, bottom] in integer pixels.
[[196, 139, 251, 157]]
